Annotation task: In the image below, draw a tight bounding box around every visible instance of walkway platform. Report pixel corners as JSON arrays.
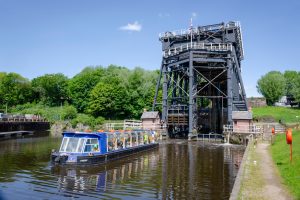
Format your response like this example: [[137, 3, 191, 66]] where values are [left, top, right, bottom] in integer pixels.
[[0, 131, 34, 140]]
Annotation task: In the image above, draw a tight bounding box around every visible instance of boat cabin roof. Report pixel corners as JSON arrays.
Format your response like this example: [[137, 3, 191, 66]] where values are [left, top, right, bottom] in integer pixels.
[[63, 132, 105, 138], [62, 130, 152, 138]]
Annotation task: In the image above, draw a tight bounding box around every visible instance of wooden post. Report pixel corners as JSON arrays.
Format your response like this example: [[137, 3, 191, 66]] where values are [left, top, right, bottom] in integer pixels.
[[290, 144, 292, 163]]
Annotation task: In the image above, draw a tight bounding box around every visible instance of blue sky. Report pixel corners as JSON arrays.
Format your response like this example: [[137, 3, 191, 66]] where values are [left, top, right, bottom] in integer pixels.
[[0, 0, 300, 97]]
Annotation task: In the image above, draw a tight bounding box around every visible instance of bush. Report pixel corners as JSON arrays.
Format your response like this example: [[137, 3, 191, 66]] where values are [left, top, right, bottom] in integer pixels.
[[62, 105, 77, 120], [71, 113, 95, 127]]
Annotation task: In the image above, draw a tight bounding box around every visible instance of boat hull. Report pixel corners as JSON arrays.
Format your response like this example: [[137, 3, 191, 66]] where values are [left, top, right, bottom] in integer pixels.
[[51, 143, 159, 165]]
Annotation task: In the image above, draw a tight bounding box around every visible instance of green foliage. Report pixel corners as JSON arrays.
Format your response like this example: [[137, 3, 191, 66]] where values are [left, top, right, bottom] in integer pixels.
[[2, 64, 161, 121], [126, 67, 160, 118], [257, 71, 285, 105], [68, 66, 105, 112], [61, 105, 77, 120], [87, 79, 129, 119], [0, 72, 33, 107], [71, 113, 95, 127], [284, 71, 298, 96], [292, 72, 300, 103], [252, 106, 300, 124], [271, 131, 300, 198], [31, 73, 69, 106], [94, 116, 105, 125]]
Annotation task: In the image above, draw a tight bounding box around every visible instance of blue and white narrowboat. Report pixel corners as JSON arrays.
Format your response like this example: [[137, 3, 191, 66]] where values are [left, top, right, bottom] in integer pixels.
[[51, 130, 159, 165]]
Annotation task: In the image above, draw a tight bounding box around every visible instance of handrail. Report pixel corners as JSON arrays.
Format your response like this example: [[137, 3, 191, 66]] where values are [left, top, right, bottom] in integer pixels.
[[223, 124, 262, 134], [163, 42, 232, 57], [0, 118, 47, 122], [159, 21, 241, 39]]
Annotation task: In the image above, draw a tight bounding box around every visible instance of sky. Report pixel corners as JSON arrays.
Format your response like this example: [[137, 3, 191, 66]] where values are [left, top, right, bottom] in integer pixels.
[[0, 0, 300, 97]]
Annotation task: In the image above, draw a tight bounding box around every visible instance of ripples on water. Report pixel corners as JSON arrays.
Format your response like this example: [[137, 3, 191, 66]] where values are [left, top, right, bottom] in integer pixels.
[[0, 133, 244, 200]]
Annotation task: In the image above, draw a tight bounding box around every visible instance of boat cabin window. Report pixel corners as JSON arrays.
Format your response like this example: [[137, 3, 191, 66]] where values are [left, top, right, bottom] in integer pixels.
[[131, 132, 138, 147], [107, 133, 115, 152], [143, 131, 149, 144], [60, 137, 85, 153], [124, 133, 130, 148], [150, 131, 156, 143], [138, 132, 144, 145], [116, 133, 124, 149], [84, 138, 99, 152]]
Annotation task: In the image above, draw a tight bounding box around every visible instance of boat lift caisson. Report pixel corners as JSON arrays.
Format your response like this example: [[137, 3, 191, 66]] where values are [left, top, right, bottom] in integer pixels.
[[51, 130, 159, 165]]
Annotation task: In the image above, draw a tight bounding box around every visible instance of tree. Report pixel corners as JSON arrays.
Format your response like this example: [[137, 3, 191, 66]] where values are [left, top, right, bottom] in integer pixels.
[[283, 70, 298, 96], [0, 72, 33, 109], [257, 71, 285, 105], [32, 73, 69, 106], [68, 66, 105, 112], [62, 105, 78, 120], [126, 67, 159, 118], [87, 78, 129, 119], [291, 72, 300, 104]]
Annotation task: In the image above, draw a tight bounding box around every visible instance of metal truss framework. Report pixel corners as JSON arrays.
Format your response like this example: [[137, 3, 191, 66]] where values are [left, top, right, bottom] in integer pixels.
[[153, 22, 248, 138]]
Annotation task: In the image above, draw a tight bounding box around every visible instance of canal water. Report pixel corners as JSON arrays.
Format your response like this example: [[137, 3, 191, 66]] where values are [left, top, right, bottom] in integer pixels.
[[0, 132, 244, 200]]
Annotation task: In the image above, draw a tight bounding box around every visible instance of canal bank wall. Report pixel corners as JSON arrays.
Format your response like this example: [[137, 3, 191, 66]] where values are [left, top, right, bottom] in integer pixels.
[[229, 140, 252, 200], [0, 121, 50, 132]]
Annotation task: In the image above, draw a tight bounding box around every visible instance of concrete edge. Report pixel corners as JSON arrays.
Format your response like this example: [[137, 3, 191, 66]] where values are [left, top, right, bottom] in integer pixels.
[[229, 141, 252, 200]]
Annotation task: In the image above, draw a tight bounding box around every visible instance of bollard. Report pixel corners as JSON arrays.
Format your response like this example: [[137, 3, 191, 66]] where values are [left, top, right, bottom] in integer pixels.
[[271, 127, 275, 135], [286, 128, 293, 163]]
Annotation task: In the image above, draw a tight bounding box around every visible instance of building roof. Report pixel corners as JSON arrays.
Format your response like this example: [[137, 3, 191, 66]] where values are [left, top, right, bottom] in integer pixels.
[[232, 111, 253, 120], [141, 111, 159, 119]]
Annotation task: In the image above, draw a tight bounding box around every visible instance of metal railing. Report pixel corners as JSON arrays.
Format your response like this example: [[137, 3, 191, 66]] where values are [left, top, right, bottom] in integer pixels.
[[123, 120, 142, 130], [0, 118, 47, 122], [105, 120, 142, 131], [163, 42, 232, 57], [223, 124, 262, 134], [197, 133, 224, 142], [159, 21, 241, 39]]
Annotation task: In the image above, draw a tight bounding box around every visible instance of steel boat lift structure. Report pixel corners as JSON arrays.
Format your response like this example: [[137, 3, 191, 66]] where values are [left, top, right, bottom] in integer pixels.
[[152, 21, 248, 139]]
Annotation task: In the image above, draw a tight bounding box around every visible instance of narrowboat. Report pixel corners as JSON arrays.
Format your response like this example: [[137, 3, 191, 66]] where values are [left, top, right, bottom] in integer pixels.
[[51, 130, 159, 165]]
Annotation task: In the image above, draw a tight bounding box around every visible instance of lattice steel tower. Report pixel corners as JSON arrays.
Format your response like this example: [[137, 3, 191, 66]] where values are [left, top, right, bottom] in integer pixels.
[[152, 21, 248, 138]]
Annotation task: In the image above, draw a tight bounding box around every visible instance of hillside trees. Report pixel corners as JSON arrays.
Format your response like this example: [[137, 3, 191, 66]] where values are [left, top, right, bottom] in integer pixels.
[[68, 66, 105, 112], [126, 67, 159, 118], [87, 78, 129, 119], [0, 72, 33, 108], [1, 65, 161, 120], [31, 73, 69, 106]]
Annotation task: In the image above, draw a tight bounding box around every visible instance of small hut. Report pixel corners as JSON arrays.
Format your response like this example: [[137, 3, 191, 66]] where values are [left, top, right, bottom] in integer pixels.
[[232, 111, 253, 132], [141, 111, 160, 130]]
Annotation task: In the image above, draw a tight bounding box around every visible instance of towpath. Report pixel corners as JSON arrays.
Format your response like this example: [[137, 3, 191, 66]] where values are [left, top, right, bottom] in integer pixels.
[[236, 142, 293, 200]]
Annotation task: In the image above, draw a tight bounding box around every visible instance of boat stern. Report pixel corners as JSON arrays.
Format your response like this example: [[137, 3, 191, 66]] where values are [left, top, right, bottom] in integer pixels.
[[51, 152, 78, 165]]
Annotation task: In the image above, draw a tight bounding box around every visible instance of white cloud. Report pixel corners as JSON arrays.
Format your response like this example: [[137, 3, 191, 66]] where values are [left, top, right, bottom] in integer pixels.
[[120, 21, 142, 32], [191, 12, 197, 18]]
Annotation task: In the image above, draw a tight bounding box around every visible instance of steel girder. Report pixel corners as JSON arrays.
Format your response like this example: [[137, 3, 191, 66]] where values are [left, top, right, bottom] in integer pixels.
[[153, 22, 247, 138]]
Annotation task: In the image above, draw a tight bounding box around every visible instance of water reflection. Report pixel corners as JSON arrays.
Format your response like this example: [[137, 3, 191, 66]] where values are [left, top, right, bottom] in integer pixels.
[[0, 136, 244, 200], [158, 141, 243, 199], [52, 151, 160, 195]]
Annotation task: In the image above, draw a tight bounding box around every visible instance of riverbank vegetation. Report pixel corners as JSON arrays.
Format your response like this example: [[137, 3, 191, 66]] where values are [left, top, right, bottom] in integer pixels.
[[271, 130, 300, 198], [252, 106, 300, 124], [0, 65, 161, 125]]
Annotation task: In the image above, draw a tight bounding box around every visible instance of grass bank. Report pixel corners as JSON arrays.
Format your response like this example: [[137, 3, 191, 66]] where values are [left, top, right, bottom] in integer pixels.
[[252, 106, 300, 124], [271, 130, 300, 198], [238, 142, 265, 199]]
